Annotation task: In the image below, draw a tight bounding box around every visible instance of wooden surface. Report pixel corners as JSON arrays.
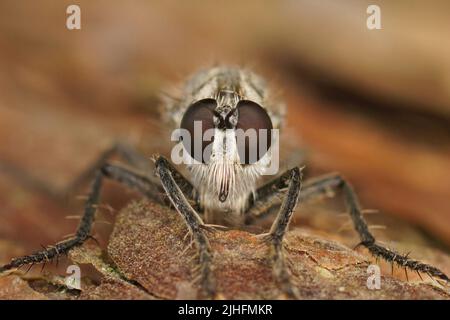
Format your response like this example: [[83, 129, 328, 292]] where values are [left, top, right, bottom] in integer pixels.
[[1, 201, 449, 300]]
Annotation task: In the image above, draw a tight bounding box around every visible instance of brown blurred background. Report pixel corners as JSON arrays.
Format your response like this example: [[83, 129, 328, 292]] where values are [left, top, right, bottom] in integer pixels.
[[0, 0, 450, 270]]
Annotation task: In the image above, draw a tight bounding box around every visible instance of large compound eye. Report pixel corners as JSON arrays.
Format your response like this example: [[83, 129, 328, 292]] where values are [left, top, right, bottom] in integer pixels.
[[180, 99, 217, 163], [236, 100, 273, 164]]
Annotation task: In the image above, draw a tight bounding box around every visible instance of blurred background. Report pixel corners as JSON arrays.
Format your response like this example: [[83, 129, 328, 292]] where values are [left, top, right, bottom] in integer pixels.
[[0, 0, 449, 275]]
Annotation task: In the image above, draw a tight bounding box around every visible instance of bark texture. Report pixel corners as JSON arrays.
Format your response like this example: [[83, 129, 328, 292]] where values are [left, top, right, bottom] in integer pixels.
[[1, 200, 449, 300]]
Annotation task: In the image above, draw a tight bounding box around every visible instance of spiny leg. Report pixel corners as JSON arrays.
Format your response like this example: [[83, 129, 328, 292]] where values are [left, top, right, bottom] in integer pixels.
[[245, 164, 320, 225], [248, 171, 449, 285], [245, 169, 290, 225], [0, 142, 158, 199], [104, 145, 197, 203], [258, 167, 302, 298], [0, 164, 162, 273], [151, 154, 199, 211], [67, 142, 159, 194], [300, 173, 449, 282], [70, 144, 197, 207], [154, 156, 215, 298]]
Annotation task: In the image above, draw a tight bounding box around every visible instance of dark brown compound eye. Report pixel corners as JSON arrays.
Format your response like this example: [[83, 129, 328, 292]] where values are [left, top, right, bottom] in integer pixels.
[[236, 100, 273, 164], [180, 99, 217, 163]]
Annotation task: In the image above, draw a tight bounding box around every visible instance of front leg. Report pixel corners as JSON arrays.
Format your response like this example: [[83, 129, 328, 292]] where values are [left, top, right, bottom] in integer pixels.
[[300, 173, 449, 283], [154, 156, 216, 298], [70, 143, 197, 207], [258, 167, 302, 298], [248, 171, 449, 283], [0, 164, 159, 273]]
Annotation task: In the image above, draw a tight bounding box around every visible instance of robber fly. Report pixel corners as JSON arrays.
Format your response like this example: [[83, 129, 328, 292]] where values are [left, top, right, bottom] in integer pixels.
[[1, 66, 448, 298]]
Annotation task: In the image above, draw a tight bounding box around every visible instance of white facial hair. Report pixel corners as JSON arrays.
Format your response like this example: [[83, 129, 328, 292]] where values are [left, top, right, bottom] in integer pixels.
[[188, 129, 270, 224]]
